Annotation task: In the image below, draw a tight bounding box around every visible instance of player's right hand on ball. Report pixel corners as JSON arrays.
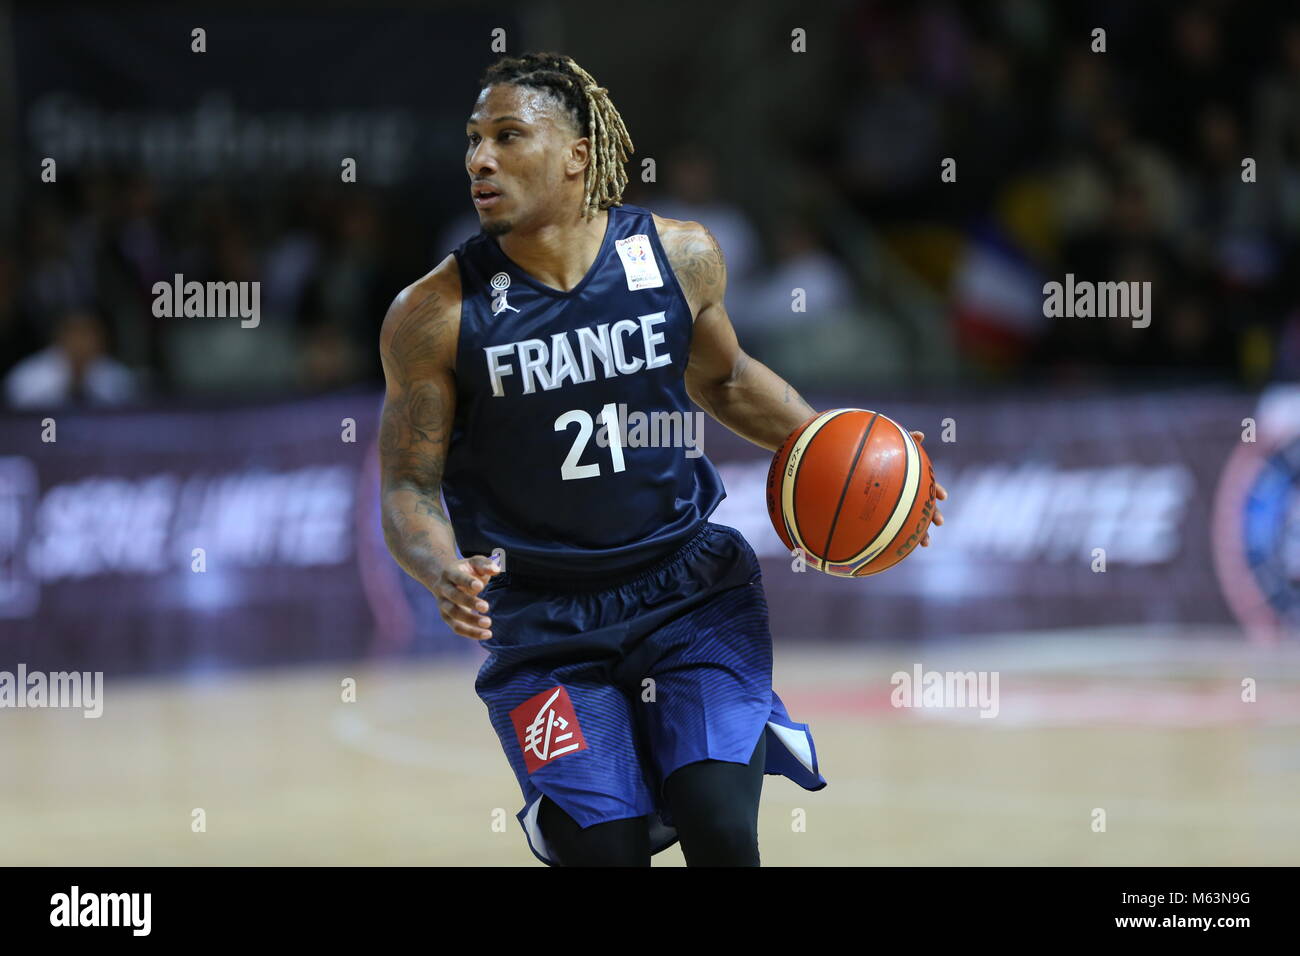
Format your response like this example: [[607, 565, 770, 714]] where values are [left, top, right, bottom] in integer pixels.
[[434, 555, 502, 641]]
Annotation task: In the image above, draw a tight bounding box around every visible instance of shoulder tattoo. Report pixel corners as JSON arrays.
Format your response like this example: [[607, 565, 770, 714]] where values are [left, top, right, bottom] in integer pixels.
[[666, 223, 725, 316]]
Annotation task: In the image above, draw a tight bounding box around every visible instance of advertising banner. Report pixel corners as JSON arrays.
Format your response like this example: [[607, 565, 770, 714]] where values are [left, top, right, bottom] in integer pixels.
[[0, 385, 1289, 677]]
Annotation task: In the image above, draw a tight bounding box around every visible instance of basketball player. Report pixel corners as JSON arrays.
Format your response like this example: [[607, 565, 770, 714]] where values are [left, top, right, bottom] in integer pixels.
[[379, 52, 946, 866]]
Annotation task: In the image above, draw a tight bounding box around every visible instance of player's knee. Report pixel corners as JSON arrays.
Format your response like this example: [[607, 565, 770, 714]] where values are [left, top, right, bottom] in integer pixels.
[[673, 794, 760, 865], [540, 797, 649, 866], [682, 815, 759, 866]]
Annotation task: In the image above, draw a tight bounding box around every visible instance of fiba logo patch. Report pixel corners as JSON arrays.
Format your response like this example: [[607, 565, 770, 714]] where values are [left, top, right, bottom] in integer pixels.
[[614, 234, 663, 291], [510, 685, 588, 773], [489, 271, 519, 316], [1213, 431, 1300, 641]]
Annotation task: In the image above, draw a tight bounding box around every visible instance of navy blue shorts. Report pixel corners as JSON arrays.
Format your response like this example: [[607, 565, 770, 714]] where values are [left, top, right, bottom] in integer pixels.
[[474, 521, 827, 865]]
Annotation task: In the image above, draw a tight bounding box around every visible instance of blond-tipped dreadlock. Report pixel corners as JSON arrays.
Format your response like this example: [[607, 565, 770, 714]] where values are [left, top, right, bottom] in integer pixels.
[[478, 53, 635, 221]]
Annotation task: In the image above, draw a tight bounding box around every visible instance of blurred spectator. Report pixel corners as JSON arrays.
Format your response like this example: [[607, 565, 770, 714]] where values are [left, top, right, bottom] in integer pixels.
[[838, 35, 944, 221], [1258, 20, 1300, 237], [946, 41, 1032, 213], [23, 202, 97, 322], [744, 214, 860, 360], [1054, 49, 1115, 150], [1147, 6, 1246, 156], [312, 194, 386, 357], [299, 322, 359, 392], [5, 309, 139, 408], [1163, 282, 1237, 376], [1053, 110, 1184, 242], [650, 143, 763, 320]]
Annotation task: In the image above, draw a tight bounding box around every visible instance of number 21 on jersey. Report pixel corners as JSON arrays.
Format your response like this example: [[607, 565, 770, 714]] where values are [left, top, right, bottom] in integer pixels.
[[554, 403, 625, 480]]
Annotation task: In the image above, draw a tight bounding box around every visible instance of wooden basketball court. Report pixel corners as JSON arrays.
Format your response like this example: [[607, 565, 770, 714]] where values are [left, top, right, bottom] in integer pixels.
[[3, 629, 1298, 865]]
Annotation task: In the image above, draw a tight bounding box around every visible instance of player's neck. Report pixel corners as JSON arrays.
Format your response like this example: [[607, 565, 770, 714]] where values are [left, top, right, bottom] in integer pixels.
[[496, 208, 609, 293]]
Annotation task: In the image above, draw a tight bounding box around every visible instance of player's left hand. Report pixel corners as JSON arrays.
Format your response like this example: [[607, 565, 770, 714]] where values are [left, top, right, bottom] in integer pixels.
[[909, 430, 946, 547]]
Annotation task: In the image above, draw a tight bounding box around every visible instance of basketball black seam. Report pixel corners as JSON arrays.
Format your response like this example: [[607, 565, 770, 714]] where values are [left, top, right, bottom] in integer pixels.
[[820, 412, 877, 565]]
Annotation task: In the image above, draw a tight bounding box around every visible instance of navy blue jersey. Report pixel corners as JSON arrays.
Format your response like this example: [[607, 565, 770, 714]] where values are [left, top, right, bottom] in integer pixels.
[[442, 203, 726, 580]]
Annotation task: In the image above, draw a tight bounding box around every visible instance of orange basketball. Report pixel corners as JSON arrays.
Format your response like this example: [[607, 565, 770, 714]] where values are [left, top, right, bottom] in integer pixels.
[[765, 409, 937, 577]]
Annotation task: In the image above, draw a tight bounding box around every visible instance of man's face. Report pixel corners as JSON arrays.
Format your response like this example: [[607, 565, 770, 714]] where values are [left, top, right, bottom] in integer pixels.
[[56, 313, 105, 369], [466, 84, 585, 237]]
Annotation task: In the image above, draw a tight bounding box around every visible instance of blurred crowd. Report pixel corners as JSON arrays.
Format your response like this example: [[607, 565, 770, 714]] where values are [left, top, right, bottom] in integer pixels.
[[3, 0, 1299, 409], [827, 0, 1300, 385], [1, 178, 424, 406]]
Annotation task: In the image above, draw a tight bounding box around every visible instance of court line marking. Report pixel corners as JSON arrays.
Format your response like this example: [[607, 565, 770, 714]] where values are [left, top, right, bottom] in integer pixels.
[[330, 706, 505, 773]]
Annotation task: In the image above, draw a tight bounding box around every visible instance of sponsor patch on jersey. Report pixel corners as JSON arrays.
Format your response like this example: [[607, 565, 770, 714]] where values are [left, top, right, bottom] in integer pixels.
[[614, 234, 664, 291], [511, 685, 588, 773]]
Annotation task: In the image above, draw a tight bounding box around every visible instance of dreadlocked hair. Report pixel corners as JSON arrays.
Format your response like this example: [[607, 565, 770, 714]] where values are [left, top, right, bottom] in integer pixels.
[[478, 52, 635, 221]]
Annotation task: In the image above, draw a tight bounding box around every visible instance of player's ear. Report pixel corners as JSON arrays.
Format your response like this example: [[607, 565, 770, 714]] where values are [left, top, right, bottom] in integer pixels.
[[565, 136, 591, 178]]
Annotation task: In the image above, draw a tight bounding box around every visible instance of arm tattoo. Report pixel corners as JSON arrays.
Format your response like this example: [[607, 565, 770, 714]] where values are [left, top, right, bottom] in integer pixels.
[[730, 352, 751, 384], [667, 223, 724, 315], [379, 284, 453, 529]]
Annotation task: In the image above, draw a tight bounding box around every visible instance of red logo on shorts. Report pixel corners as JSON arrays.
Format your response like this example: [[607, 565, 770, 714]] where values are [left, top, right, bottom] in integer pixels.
[[511, 685, 589, 773]]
